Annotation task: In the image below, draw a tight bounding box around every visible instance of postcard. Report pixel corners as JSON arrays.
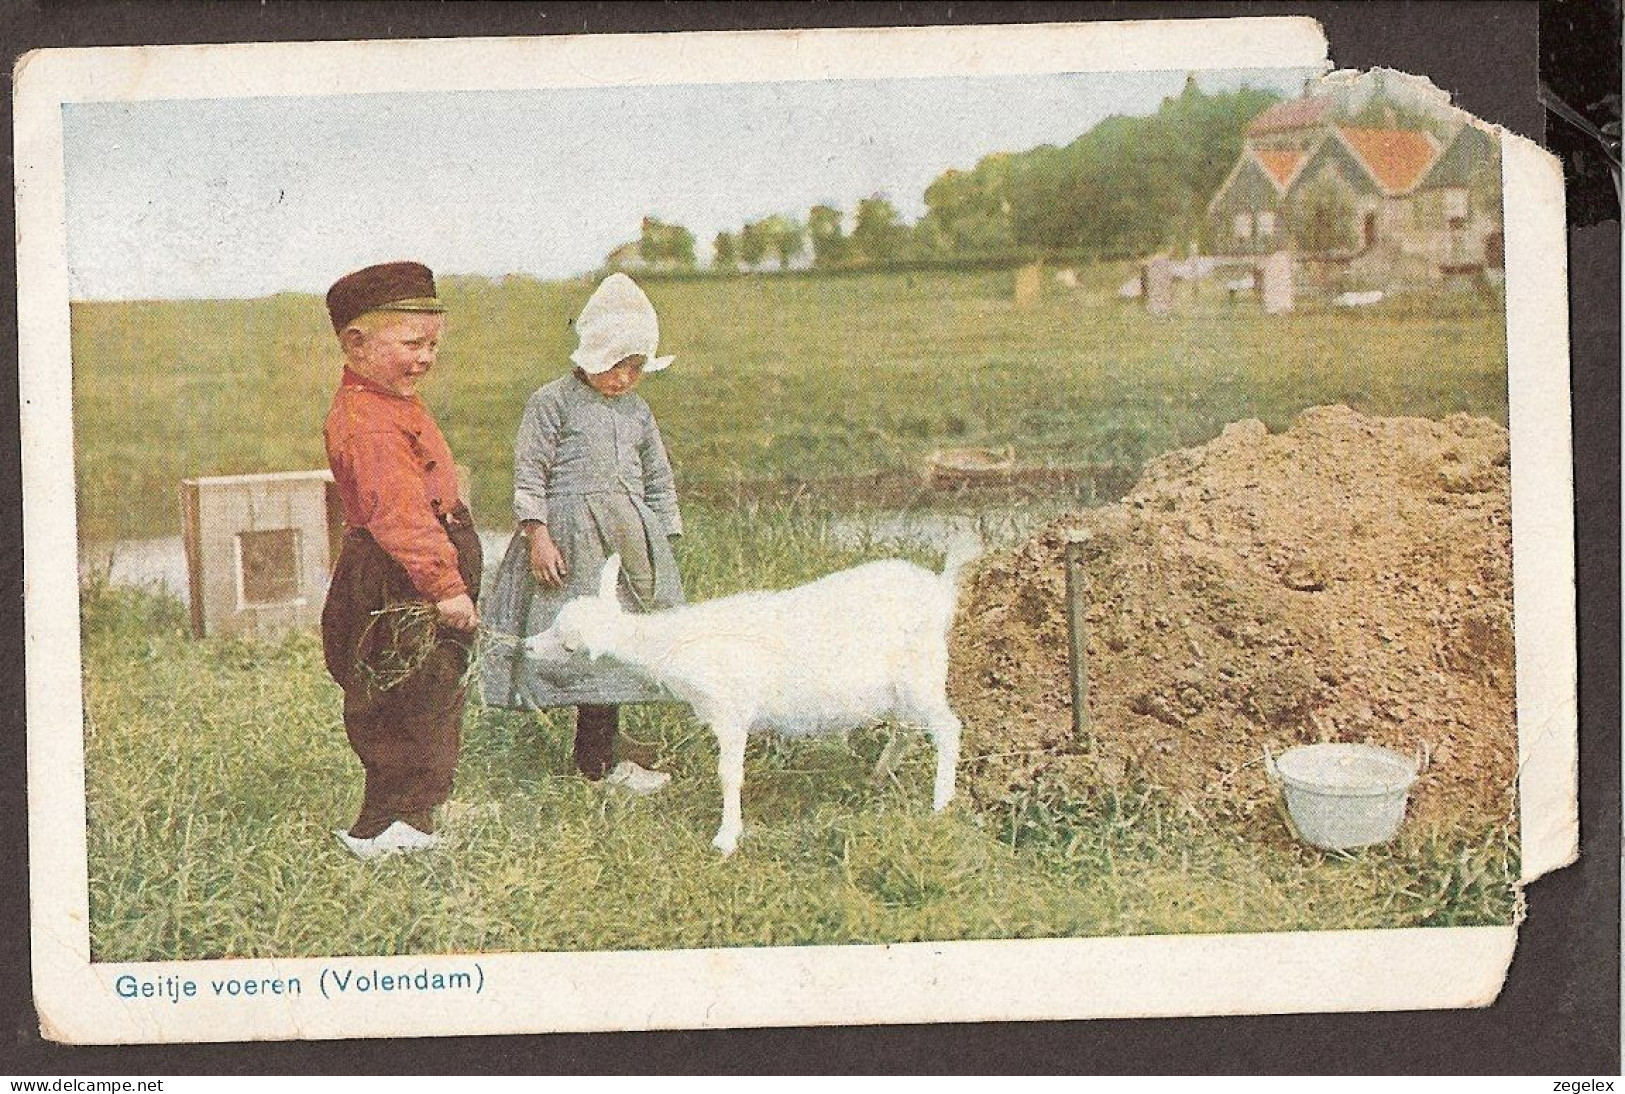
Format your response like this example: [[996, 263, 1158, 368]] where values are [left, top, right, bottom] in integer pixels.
[[15, 17, 1575, 1044]]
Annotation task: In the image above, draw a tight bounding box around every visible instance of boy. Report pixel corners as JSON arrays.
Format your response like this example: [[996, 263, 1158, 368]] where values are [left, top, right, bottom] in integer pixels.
[[320, 261, 482, 859]]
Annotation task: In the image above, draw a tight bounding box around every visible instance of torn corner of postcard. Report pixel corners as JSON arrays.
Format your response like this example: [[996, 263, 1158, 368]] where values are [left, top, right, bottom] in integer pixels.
[[14, 18, 1576, 1045]]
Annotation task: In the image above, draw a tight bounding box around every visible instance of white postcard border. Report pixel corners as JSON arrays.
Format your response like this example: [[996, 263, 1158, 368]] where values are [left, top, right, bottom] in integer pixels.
[[15, 20, 1575, 1045]]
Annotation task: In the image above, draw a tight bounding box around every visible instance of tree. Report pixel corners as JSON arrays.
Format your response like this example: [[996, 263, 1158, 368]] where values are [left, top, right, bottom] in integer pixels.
[[639, 216, 697, 268], [738, 220, 769, 268], [669, 223, 697, 267], [922, 156, 1014, 254], [1289, 171, 1359, 290], [767, 215, 806, 269], [850, 196, 908, 265], [639, 217, 666, 264], [713, 231, 738, 270], [807, 204, 850, 266], [1290, 172, 1358, 256], [750, 214, 804, 269], [930, 81, 1282, 258], [1345, 77, 1456, 141], [908, 215, 953, 259]]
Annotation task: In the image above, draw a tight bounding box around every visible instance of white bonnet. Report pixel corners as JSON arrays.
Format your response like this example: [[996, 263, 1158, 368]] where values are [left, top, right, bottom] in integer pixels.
[[570, 273, 675, 375]]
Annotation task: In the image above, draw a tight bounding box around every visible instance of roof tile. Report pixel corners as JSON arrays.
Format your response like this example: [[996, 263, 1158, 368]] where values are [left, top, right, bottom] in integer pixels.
[[1247, 95, 1334, 134], [1337, 127, 1440, 193], [1253, 148, 1306, 189]]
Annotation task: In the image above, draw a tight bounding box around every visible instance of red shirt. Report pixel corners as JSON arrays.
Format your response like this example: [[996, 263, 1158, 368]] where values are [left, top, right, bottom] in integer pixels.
[[324, 368, 468, 602]]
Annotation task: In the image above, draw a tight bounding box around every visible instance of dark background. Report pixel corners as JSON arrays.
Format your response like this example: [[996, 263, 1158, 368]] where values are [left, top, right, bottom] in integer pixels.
[[0, 0, 1616, 1076]]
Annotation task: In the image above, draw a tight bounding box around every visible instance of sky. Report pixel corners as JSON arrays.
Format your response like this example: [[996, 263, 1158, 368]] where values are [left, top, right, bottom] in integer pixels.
[[62, 66, 1318, 301]]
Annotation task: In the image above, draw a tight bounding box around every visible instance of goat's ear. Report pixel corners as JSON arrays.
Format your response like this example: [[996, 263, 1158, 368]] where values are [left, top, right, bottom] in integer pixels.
[[597, 554, 623, 602]]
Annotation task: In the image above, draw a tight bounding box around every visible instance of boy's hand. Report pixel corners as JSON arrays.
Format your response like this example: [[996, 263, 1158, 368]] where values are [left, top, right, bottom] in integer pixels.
[[435, 593, 479, 631], [527, 524, 569, 588]]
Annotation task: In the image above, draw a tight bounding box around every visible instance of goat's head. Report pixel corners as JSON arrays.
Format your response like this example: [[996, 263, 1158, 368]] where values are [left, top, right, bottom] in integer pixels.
[[523, 554, 625, 662]]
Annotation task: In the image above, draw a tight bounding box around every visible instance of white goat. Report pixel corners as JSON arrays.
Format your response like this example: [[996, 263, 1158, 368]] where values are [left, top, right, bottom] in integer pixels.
[[526, 544, 977, 855]]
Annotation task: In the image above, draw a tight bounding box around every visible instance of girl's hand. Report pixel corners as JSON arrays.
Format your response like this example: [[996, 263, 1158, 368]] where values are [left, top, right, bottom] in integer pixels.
[[527, 524, 569, 588]]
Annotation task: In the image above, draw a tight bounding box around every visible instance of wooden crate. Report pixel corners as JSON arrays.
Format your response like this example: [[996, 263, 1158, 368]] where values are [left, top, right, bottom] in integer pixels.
[[180, 471, 336, 639], [180, 466, 474, 639]]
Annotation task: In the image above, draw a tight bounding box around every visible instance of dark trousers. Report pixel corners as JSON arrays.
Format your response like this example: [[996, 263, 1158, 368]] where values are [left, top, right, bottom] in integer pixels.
[[574, 704, 618, 779], [322, 519, 483, 839]]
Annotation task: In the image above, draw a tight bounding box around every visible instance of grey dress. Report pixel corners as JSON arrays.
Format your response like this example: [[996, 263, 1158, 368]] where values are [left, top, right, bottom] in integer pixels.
[[481, 373, 686, 709]]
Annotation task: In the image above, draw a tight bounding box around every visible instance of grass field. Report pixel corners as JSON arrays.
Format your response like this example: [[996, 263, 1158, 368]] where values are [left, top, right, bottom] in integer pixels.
[[82, 504, 1517, 962], [71, 267, 1516, 961], [70, 265, 1508, 542]]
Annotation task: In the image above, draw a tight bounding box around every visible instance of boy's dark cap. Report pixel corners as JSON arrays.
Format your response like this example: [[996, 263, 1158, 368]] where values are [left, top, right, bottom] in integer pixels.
[[326, 261, 444, 333]]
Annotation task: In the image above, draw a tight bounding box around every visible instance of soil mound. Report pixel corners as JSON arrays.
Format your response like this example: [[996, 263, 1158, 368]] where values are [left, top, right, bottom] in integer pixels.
[[949, 405, 1516, 830]]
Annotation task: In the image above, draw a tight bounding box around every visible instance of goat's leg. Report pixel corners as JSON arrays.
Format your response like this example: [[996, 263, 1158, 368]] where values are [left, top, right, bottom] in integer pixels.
[[924, 706, 961, 812], [711, 721, 749, 856]]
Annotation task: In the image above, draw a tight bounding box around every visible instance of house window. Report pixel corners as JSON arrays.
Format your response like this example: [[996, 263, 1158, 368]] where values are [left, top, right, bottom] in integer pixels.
[[1232, 212, 1254, 241], [1443, 187, 1469, 229], [1257, 210, 1277, 237]]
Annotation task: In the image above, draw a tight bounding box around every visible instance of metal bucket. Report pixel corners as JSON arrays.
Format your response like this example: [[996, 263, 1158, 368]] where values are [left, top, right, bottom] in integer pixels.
[[1264, 742, 1427, 851]]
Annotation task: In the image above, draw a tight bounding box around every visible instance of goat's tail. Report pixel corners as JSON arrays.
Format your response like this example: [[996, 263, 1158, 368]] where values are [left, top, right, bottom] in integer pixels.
[[939, 533, 982, 592]]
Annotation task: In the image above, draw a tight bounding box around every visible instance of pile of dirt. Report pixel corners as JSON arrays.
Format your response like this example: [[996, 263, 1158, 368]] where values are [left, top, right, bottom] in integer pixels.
[[949, 405, 1517, 830]]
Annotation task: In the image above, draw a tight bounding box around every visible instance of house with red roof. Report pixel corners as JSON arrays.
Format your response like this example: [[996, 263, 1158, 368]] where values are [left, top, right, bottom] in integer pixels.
[[1206, 91, 1503, 287]]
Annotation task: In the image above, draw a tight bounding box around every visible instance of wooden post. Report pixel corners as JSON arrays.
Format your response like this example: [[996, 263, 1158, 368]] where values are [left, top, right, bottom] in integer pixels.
[[1144, 256, 1174, 317], [1064, 537, 1092, 747], [1261, 250, 1294, 314]]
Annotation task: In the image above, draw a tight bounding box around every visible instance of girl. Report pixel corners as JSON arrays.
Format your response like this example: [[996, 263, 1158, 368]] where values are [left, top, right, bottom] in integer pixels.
[[482, 274, 684, 792]]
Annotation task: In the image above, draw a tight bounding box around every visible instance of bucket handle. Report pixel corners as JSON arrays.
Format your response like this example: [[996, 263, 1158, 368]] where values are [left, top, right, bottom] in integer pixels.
[[1265, 742, 1427, 781]]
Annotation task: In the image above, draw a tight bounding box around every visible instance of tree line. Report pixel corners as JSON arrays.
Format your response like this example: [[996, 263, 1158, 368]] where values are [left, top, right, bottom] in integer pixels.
[[624, 78, 1282, 273]]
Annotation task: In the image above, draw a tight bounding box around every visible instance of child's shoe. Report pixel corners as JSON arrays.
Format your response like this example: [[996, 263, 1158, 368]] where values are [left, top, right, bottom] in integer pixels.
[[334, 820, 441, 860], [604, 760, 671, 796]]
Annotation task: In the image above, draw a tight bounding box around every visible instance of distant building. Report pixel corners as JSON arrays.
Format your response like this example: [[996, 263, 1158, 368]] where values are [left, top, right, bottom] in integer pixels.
[[604, 216, 699, 273], [603, 241, 650, 272], [1206, 91, 1503, 287]]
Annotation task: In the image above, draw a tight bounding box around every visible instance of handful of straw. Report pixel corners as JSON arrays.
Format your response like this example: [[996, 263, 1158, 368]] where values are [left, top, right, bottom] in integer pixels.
[[353, 602, 527, 693]]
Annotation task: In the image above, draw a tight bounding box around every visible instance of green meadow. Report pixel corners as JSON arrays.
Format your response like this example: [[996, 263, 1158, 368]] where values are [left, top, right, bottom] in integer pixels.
[[83, 506, 1516, 961], [72, 265, 1507, 542], [72, 266, 1517, 960]]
